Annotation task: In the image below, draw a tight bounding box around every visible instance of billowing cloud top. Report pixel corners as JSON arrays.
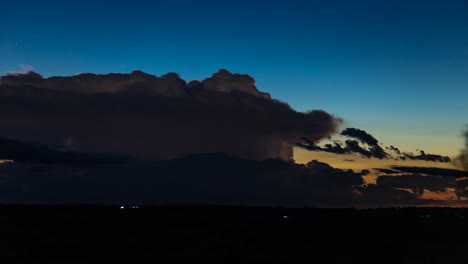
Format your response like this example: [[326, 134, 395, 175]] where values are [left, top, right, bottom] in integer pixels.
[[0, 69, 339, 161], [1, 69, 270, 98]]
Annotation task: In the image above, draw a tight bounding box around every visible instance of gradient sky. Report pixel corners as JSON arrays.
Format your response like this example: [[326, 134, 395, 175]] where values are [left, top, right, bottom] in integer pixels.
[[1, 0, 467, 157]]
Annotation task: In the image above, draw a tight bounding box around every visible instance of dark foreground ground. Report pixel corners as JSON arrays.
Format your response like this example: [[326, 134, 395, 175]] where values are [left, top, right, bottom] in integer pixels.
[[1, 205, 467, 263]]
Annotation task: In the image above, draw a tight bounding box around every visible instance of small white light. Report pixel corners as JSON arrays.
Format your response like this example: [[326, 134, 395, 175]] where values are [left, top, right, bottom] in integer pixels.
[[120, 206, 124, 209], [283, 215, 288, 219]]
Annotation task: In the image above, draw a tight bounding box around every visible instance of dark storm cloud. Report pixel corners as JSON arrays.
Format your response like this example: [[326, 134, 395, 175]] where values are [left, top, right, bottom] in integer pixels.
[[400, 150, 451, 163], [297, 138, 343, 153], [376, 174, 456, 196], [355, 184, 419, 207], [1, 69, 269, 98], [0, 137, 128, 164], [0, 154, 364, 207], [355, 176, 462, 207], [0, 70, 459, 207], [296, 138, 349, 155], [322, 140, 348, 154], [187, 69, 272, 98], [0, 137, 461, 207], [340, 128, 388, 159], [368, 165, 468, 203], [297, 129, 388, 159], [344, 139, 388, 159], [297, 127, 450, 162], [373, 168, 400, 174], [389, 166, 468, 178], [386, 145, 401, 155], [341, 128, 378, 146], [0, 69, 340, 161]]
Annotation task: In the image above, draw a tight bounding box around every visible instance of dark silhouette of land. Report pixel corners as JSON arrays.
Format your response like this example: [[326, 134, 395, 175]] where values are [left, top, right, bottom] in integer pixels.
[[1, 205, 467, 263]]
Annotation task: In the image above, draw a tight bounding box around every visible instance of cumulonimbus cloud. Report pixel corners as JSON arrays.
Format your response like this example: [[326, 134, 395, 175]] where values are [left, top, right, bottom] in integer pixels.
[[0, 69, 340, 161]]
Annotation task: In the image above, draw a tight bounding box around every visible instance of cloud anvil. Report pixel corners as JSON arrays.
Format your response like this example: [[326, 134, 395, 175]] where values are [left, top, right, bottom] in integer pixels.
[[0, 69, 338, 161]]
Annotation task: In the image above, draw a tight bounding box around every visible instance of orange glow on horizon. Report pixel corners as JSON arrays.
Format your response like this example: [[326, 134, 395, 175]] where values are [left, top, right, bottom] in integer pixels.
[[293, 147, 458, 171], [293, 147, 467, 206], [421, 188, 458, 201]]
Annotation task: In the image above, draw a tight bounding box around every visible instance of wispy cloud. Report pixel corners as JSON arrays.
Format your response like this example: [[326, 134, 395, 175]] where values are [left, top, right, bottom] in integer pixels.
[[5, 64, 35, 76]]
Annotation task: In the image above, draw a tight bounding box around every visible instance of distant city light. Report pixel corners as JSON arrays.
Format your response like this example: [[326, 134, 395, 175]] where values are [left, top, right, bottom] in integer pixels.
[[120, 205, 141, 209]]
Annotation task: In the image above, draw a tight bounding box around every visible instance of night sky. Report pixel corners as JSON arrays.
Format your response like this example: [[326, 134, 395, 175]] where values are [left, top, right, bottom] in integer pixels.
[[1, 0, 467, 206]]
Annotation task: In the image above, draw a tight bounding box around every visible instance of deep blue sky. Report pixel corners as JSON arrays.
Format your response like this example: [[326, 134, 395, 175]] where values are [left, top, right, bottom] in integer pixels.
[[1, 0, 467, 155]]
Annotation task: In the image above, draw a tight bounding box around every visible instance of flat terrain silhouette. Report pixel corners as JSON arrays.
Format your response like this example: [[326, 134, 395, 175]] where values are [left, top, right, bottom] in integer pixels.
[[1, 205, 467, 263]]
